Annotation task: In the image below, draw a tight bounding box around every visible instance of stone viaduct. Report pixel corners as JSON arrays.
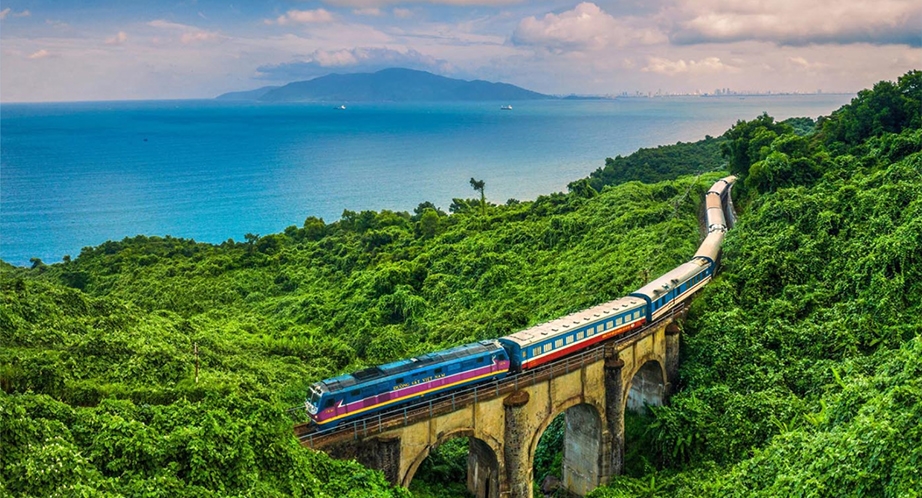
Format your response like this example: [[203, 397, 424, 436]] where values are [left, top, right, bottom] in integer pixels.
[[296, 310, 685, 498]]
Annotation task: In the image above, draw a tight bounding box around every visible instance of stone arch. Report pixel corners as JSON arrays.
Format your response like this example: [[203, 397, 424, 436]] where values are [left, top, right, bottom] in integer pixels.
[[402, 428, 472, 487], [625, 358, 666, 413], [401, 428, 503, 498], [529, 396, 605, 496]]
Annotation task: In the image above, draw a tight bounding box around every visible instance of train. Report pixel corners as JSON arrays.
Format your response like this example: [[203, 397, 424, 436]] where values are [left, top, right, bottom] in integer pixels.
[[305, 176, 737, 428]]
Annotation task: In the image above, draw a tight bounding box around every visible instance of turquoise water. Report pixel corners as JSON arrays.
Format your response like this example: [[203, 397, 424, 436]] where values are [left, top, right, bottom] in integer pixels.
[[1, 96, 852, 266]]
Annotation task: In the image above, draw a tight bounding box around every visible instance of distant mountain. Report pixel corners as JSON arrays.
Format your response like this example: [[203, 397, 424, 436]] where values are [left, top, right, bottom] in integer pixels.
[[216, 68, 551, 102], [215, 86, 281, 101]]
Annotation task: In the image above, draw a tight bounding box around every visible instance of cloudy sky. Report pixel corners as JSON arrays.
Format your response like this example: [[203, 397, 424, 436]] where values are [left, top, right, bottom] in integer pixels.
[[1, 0, 919, 102]]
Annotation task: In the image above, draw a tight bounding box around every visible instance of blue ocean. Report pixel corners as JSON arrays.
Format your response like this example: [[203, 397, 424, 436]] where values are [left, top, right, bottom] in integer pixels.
[[1, 95, 852, 266]]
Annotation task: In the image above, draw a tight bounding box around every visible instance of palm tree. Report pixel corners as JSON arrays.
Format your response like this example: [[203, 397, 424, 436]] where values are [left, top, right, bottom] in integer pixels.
[[469, 178, 486, 216]]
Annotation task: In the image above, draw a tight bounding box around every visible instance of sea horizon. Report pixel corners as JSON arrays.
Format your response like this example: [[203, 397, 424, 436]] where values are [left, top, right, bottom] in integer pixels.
[[0, 91, 856, 105]]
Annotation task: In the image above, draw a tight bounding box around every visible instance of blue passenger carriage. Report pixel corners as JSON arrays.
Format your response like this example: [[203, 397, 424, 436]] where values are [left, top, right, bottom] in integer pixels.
[[306, 340, 510, 427], [629, 257, 713, 322]]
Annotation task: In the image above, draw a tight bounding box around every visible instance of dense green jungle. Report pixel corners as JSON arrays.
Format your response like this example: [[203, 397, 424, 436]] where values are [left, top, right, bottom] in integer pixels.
[[2, 71, 920, 497]]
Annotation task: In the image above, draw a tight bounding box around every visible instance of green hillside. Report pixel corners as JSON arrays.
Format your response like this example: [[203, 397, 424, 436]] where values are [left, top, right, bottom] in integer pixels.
[[1, 165, 720, 495], [590, 70, 921, 497]]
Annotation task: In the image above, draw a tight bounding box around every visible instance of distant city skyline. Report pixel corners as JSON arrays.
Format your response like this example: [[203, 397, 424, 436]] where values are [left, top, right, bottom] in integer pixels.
[[1, 0, 919, 102]]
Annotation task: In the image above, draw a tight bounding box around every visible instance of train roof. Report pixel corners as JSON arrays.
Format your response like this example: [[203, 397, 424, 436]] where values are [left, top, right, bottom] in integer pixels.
[[630, 259, 709, 301], [318, 339, 502, 393], [693, 231, 724, 261], [707, 176, 737, 196], [501, 295, 645, 348]]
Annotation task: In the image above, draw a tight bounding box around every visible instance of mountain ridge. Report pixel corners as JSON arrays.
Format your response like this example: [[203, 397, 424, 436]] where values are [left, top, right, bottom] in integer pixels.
[[216, 68, 552, 102]]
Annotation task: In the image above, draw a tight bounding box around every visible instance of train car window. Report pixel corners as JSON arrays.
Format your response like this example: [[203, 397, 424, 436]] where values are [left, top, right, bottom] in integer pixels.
[[533, 347, 541, 356], [396, 378, 404, 384], [477, 357, 484, 363], [543, 344, 552, 353], [350, 390, 360, 397], [555, 339, 563, 348], [607, 320, 614, 329], [577, 332, 584, 340], [435, 367, 443, 374], [323, 399, 334, 409], [566, 336, 573, 345]]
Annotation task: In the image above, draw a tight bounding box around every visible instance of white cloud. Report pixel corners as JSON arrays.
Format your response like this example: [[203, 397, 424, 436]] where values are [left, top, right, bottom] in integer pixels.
[[2, 0, 920, 102], [785, 56, 829, 72], [641, 56, 737, 76], [273, 9, 335, 25], [668, 0, 922, 47], [1, 7, 30, 20], [147, 19, 222, 45], [393, 8, 413, 19], [148, 20, 197, 30], [181, 31, 220, 44], [788, 56, 810, 68], [512, 2, 666, 53], [106, 31, 128, 45], [255, 46, 452, 80], [353, 8, 383, 16]]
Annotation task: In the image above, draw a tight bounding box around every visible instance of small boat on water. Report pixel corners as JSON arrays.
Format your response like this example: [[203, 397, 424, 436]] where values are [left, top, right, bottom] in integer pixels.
[[337, 105, 346, 110], [500, 105, 513, 110]]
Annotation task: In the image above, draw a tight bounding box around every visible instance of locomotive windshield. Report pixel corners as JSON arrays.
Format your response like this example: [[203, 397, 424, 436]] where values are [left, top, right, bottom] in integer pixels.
[[306, 385, 322, 415]]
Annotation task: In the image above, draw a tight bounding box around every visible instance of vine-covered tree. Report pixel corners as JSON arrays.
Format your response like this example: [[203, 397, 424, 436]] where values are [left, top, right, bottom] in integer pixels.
[[470, 177, 486, 216]]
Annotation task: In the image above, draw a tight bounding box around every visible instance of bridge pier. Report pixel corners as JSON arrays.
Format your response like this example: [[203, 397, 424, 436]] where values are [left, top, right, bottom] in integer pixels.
[[503, 390, 532, 498], [603, 354, 625, 478], [665, 323, 681, 395], [325, 434, 402, 484], [468, 437, 501, 498], [562, 404, 602, 495]]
